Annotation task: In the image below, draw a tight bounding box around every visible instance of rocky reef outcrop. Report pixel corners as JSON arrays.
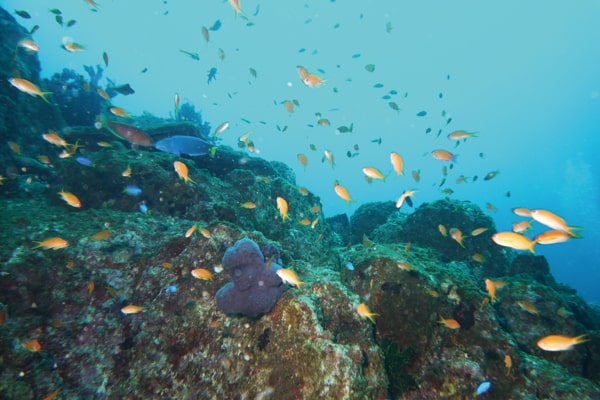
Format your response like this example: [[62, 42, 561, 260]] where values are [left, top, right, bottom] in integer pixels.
[[0, 6, 599, 400]]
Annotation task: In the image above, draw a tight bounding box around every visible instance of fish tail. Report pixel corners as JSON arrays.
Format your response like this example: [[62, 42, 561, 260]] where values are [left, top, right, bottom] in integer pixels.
[[528, 240, 536, 254], [567, 226, 583, 238], [40, 91, 53, 104], [574, 334, 590, 345]]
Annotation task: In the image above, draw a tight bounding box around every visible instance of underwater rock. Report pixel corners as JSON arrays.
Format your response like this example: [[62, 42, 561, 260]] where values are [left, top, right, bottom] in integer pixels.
[[216, 238, 287, 318], [326, 213, 352, 245], [350, 201, 396, 243]]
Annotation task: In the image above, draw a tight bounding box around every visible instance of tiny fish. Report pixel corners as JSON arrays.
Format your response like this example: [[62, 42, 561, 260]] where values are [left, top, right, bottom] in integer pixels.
[[475, 381, 491, 396], [165, 285, 177, 293], [76, 156, 93, 167], [121, 305, 144, 314], [346, 261, 355, 271], [356, 303, 377, 323], [124, 185, 142, 196]]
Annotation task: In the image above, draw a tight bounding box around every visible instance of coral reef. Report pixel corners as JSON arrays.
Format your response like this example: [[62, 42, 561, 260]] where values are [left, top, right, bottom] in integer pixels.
[[216, 238, 287, 317], [0, 6, 599, 399]]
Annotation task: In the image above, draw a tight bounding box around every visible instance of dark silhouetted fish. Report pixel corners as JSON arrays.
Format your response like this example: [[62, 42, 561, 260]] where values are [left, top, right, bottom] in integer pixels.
[[104, 120, 153, 146], [155, 135, 212, 156]]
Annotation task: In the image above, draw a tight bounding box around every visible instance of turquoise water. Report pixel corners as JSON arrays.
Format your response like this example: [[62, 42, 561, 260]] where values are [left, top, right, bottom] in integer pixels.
[[5, 0, 600, 303]]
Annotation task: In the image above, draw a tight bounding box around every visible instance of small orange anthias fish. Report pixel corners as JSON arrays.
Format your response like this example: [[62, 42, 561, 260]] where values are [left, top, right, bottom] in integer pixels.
[[42, 131, 68, 147], [485, 279, 497, 303], [362, 167, 385, 181], [431, 149, 458, 162], [396, 190, 416, 208], [447, 130, 477, 140], [504, 355, 512, 375], [191, 268, 213, 281], [438, 316, 461, 329], [174, 161, 194, 183], [22, 339, 42, 352], [534, 230, 574, 245], [390, 152, 404, 175], [449, 228, 466, 248], [530, 209, 581, 237], [9, 77, 52, 103], [357, 303, 378, 323], [276, 268, 304, 288], [240, 201, 257, 209], [492, 232, 536, 253], [537, 334, 589, 351], [185, 224, 196, 238], [334, 184, 353, 205], [276, 196, 290, 222], [58, 189, 81, 208], [32, 237, 70, 250], [121, 305, 144, 314]]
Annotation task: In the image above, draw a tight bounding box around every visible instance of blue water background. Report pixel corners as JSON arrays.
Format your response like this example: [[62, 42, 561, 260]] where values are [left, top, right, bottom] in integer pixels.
[[4, 0, 599, 303]]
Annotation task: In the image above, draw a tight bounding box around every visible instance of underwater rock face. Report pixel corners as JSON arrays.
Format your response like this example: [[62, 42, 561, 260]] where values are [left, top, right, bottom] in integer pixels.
[[350, 201, 397, 244], [216, 238, 287, 318]]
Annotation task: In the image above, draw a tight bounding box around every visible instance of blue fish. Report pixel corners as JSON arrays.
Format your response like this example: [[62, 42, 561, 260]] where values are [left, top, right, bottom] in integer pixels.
[[165, 285, 177, 293], [207, 67, 217, 84], [124, 185, 142, 196], [346, 261, 355, 271], [475, 381, 491, 396], [139, 202, 149, 214], [76, 156, 94, 167], [209, 19, 221, 31], [154, 135, 212, 156]]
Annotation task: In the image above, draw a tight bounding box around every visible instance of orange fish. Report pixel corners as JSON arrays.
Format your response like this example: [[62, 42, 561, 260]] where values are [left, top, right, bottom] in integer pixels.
[[512, 207, 532, 217], [298, 218, 311, 226], [471, 227, 488, 236], [512, 220, 532, 233], [310, 205, 321, 213], [200, 227, 211, 238], [485, 279, 497, 303], [42, 131, 68, 147], [438, 224, 448, 237], [9, 77, 52, 103], [311, 217, 319, 229], [32, 237, 70, 250], [449, 228, 466, 248], [390, 152, 404, 175], [397, 262, 414, 271], [121, 305, 144, 314], [504, 355, 512, 375], [356, 303, 378, 323], [411, 169, 420, 182], [276, 196, 290, 221], [88, 281, 95, 294], [58, 189, 81, 208], [122, 164, 132, 177], [191, 268, 213, 280], [431, 149, 457, 162], [22, 339, 42, 352], [8, 141, 21, 155], [492, 232, 536, 253], [534, 230, 575, 245], [324, 149, 335, 167], [334, 184, 354, 205], [472, 253, 486, 263], [228, 0, 244, 15], [284, 100, 294, 113], [62, 41, 86, 52], [396, 190, 416, 208], [297, 153, 308, 168], [297, 186, 308, 196], [90, 230, 112, 240], [109, 106, 130, 118], [185, 224, 197, 238], [214, 122, 230, 136], [447, 130, 477, 140], [37, 155, 51, 165], [303, 74, 325, 87], [530, 209, 580, 237], [486, 202, 497, 212], [276, 268, 304, 288], [363, 167, 385, 181], [161, 262, 173, 268], [17, 38, 40, 52], [516, 300, 539, 315], [537, 334, 589, 351], [240, 202, 256, 209], [438, 316, 461, 329], [297, 65, 310, 80], [97, 88, 111, 100], [174, 161, 194, 183]]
